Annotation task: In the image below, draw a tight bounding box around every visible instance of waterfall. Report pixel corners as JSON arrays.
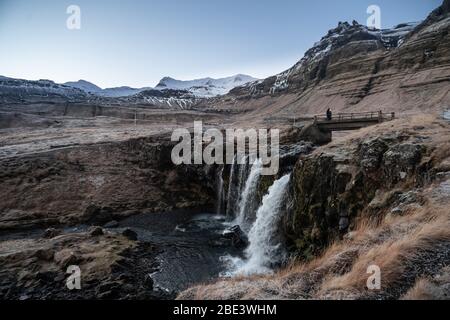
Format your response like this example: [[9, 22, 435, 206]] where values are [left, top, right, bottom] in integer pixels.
[[223, 174, 291, 276], [225, 155, 250, 217], [234, 159, 262, 231], [225, 155, 236, 217], [236, 157, 249, 198], [216, 167, 224, 214]]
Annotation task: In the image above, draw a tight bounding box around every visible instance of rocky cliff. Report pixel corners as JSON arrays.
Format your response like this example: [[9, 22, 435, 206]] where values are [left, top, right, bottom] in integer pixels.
[[284, 117, 442, 258], [0, 134, 216, 231]]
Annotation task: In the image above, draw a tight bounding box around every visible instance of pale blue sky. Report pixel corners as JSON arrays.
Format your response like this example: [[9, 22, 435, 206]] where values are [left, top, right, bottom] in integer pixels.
[[0, 0, 442, 88]]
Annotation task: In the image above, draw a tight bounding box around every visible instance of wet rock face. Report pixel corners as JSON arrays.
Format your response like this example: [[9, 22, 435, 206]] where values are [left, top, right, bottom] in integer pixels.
[[0, 135, 216, 231], [284, 134, 428, 259], [383, 144, 425, 185], [220, 225, 248, 249], [359, 138, 389, 174]]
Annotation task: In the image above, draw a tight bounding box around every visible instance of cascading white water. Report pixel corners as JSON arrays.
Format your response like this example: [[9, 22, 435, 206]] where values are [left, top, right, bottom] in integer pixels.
[[225, 155, 236, 217], [222, 174, 291, 276], [216, 168, 224, 214], [239, 173, 290, 274], [226, 155, 250, 217], [236, 157, 249, 197], [234, 159, 263, 231]]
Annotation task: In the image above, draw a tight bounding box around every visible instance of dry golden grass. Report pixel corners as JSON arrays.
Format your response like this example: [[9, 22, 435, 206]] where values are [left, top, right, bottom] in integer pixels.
[[318, 206, 450, 295], [179, 196, 449, 300]]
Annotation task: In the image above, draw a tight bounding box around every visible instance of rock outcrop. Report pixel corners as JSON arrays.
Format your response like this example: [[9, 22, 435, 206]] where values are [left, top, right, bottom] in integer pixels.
[[284, 118, 439, 258], [0, 230, 167, 300], [0, 134, 216, 230]]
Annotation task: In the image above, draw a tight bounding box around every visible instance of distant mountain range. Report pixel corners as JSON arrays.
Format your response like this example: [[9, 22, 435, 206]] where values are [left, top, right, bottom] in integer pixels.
[[62, 74, 257, 98], [3, 0, 449, 116], [63, 80, 152, 98]]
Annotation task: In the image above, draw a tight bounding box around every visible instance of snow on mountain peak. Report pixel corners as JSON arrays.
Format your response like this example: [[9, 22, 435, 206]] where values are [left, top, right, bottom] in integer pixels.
[[235, 20, 421, 97], [155, 74, 258, 97]]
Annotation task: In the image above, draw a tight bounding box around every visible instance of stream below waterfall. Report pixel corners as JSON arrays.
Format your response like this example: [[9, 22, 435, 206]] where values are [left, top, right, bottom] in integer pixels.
[[121, 162, 292, 294], [120, 148, 307, 294], [0, 166, 292, 296], [117, 211, 244, 293]]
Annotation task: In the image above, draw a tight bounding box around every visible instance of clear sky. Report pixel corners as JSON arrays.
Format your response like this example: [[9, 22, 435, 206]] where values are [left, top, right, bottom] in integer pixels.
[[0, 0, 442, 88]]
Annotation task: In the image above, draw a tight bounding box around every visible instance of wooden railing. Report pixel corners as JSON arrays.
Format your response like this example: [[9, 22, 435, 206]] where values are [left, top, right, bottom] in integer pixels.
[[314, 111, 395, 123]]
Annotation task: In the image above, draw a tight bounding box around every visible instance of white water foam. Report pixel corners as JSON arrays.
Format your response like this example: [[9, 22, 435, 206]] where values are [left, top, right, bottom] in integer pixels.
[[223, 174, 291, 276], [216, 168, 225, 214], [226, 155, 250, 217], [235, 159, 263, 231], [226, 155, 236, 217]]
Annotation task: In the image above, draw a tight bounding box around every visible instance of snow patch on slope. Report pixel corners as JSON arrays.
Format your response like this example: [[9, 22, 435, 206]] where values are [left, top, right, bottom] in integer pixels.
[[239, 20, 420, 96]]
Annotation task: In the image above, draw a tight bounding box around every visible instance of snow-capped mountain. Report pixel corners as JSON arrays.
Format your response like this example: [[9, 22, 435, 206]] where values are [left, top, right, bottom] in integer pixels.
[[233, 21, 420, 97], [155, 74, 257, 98], [0, 75, 200, 109], [62, 74, 256, 98]]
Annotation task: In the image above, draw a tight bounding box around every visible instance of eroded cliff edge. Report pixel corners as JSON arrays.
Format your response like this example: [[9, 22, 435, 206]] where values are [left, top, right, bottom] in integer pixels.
[[0, 135, 216, 231]]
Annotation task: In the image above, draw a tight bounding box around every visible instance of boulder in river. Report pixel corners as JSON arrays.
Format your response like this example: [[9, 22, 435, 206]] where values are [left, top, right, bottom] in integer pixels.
[[122, 228, 138, 241], [222, 225, 248, 248], [89, 226, 104, 237]]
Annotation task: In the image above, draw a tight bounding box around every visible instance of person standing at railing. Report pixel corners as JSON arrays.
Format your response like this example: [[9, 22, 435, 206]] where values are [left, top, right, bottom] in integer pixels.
[[326, 108, 333, 121]]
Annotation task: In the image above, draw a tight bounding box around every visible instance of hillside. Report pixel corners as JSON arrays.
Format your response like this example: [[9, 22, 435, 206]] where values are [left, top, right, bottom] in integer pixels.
[[198, 1, 450, 124]]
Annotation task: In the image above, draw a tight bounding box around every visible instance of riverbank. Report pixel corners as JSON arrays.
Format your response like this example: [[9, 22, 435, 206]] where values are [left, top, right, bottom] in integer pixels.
[[0, 210, 246, 299]]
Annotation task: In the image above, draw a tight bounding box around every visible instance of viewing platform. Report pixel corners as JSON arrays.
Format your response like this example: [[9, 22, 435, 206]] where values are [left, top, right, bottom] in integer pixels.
[[313, 111, 396, 131]]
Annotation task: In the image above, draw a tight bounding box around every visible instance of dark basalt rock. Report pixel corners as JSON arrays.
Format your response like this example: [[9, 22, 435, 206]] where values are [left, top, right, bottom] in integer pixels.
[[43, 228, 61, 239], [35, 248, 55, 261], [143, 274, 154, 290], [222, 225, 248, 249], [89, 226, 104, 237], [122, 228, 138, 241], [285, 134, 429, 260]]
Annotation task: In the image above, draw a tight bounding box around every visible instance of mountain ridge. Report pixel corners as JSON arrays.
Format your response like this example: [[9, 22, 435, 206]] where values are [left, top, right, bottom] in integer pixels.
[[61, 74, 257, 98], [198, 3, 450, 122]]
